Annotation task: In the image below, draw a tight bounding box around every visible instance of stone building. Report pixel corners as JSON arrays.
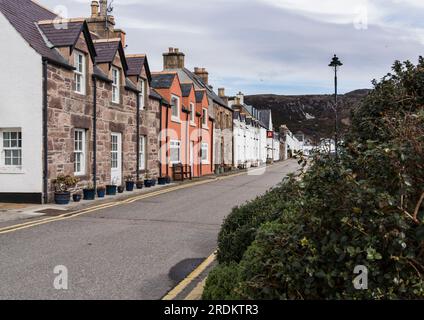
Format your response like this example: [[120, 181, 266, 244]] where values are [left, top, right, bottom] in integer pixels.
[[0, 0, 161, 203]]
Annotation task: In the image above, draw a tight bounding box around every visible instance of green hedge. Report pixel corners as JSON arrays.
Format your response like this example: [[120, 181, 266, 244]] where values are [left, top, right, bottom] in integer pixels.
[[204, 59, 424, 300]]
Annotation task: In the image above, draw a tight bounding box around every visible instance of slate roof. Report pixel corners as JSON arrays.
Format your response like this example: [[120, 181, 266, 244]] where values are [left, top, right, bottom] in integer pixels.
[[93, 40, 119, 63], [126, 55, 152, 82], [38, 20, 96, 60], [195, 90, 206, 103], [259, 109, 271, 130], [151, 73, 176, 89], [165, 67, 230, 111], [38, 21, 82, 47], [125, 78, 139, 92], [0, 0, 71, 66], [181, 83, 193, 97], [150, 88, 170, 105], [93, 66, 112, 83]]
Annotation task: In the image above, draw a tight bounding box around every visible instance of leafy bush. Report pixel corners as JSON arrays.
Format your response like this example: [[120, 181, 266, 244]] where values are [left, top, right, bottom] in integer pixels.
[[217, 176, 301, 264], [204, 59, 424, 300], [202, 262, 242, 300]]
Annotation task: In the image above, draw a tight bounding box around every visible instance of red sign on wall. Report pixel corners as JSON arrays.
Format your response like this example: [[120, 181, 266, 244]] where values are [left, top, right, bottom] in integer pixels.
[[267, 131, 274, 138]]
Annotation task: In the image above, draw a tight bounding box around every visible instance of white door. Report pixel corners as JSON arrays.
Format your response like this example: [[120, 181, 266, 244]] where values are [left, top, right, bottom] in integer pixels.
[[190, 141, 194, 175], [111, 133, 122, 185]]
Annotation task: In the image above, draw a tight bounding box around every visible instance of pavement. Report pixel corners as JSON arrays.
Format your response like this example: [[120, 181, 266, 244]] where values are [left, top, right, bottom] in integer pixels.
[[0, 160, 299, 300]]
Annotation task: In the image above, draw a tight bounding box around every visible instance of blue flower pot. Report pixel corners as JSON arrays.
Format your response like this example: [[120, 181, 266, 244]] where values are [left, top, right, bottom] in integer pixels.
[[83, 189, 96, 200], [97, 189, 106, 198], [106, 185, 117, 196], [54, 192, 71, 205], [144, 180, 153, 188], [126, 181, 135, 192], [158, 177, 167, 185]]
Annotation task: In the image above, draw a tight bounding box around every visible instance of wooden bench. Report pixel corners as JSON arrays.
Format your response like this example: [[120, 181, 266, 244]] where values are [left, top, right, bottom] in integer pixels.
[[172, 164, 192, 181]]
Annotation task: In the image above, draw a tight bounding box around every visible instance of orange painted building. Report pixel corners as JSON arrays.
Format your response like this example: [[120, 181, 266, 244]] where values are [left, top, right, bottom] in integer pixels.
[[151, 72, 213, 179]]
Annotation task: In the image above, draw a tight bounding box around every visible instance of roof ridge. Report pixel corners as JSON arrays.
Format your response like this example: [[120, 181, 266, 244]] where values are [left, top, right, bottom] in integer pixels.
[[38, 18, 85, 25], [93, 38, 121, 43], [126, 54, 146, 58]]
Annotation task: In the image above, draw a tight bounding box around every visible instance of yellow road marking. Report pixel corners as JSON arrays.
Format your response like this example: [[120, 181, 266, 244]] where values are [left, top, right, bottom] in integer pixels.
[[0, 163, 281, 235], [162, 252, 216, 301], [184, 278, 207, 301]]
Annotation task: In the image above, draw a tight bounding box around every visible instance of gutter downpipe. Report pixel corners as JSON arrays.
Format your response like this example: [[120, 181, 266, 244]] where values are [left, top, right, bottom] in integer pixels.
[[199, 115, 202, 177], [136, 91, 140, 181], [92, 75, 97, 191], [42, 59, 48, 204], [210, 119, 214, 173], [165, 103, 170, 178], [158, 99, 163, 178]]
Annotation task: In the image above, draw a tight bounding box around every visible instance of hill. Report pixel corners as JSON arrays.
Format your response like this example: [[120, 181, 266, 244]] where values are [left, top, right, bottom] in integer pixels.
[[245, 89, 370, 141]]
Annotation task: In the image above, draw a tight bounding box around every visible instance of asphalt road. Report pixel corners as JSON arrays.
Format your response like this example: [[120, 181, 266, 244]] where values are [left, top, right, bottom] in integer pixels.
[[0, 160, 299, 300]]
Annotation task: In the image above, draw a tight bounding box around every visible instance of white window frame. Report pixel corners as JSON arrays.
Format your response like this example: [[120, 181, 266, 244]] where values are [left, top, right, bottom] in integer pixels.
[[74, 50, 86, 95], [171, 95, 180, 122], [202, 108, 208, 128], [201, 142, 209, 163], [139, 79, 146, 110], [112, 67, 120, 104], [0, 129, 22, 168], [189, 103, 195, 125], [74, 129, 86, 176], [111, 134, 119, 169], [170, 140, 181, 164], [139, 135, 147, 170]]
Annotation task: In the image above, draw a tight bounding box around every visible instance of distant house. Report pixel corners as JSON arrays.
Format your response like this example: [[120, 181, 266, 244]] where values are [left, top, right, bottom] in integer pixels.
[[228, 93, 265, 168], [0, 0, 162, 203]]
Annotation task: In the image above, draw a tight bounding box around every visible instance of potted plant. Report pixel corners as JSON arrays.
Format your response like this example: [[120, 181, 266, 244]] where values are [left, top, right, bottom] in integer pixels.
[[83, 183, 96, 200], [158, 176, 167, 185], [125, 175, 135, 192], [144, 171, 154, 188], [165, 176, 172, 184], [106, 178, 118, 196], [97, 185, 106, 198], [72, 192, 82, 203], [136, 180, 144, 189], [118, 185, 125, 193], [53, 175, 79, 205]]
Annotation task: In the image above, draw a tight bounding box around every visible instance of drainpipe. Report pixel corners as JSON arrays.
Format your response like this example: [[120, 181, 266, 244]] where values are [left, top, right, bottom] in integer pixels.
[[232, 112, 235, 168], [165, 103, 169, 178], [186, 111, 189, 172], [199, 115, 202, 177], [42, 59, 48, 204], [136, 91, 140, 181], [210, 119, 214, 173], [92, 76, 97, 191], [159, 99, 163, 178]]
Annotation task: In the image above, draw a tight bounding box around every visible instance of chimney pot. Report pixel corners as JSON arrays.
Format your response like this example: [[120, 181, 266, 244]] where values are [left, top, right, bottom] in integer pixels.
[[194, 67, 209, 85], [91, 1, 99, 17], [218, 88, 225, 97], [163, 48, 185, 69], [99, 0, 108, 17]]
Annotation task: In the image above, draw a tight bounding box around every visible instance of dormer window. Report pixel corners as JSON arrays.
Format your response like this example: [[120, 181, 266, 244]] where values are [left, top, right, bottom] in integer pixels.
[[74, 51, 86, 95], [171, 95, 180, 122], [112, 67, 120, 104]]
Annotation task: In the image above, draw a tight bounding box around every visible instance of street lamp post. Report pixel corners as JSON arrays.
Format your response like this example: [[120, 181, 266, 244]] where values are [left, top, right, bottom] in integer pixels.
[[329, 54, 343, 157]]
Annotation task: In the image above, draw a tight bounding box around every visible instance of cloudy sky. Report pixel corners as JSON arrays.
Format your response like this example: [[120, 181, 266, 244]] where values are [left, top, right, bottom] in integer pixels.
[[39, 0, 424, 95]]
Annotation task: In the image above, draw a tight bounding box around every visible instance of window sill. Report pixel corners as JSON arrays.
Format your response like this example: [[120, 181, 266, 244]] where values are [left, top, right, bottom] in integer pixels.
[[74, 91, 86, 96], [171, 118, 181, 124], [0, 167, 25, 174]]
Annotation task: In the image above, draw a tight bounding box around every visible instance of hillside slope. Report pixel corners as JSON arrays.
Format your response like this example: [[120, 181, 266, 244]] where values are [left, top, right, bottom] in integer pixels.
[[245, 89, 370, 140]]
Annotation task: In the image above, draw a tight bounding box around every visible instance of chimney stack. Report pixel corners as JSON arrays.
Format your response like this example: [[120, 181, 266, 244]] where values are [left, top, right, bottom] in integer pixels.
[[194, 67, 209, 85], [163, 47, 185, 69], [218, 88, 226, 98], [236, 91, 244, 105], [99, 0, 108, 17], [91, 1, 99, 17]]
